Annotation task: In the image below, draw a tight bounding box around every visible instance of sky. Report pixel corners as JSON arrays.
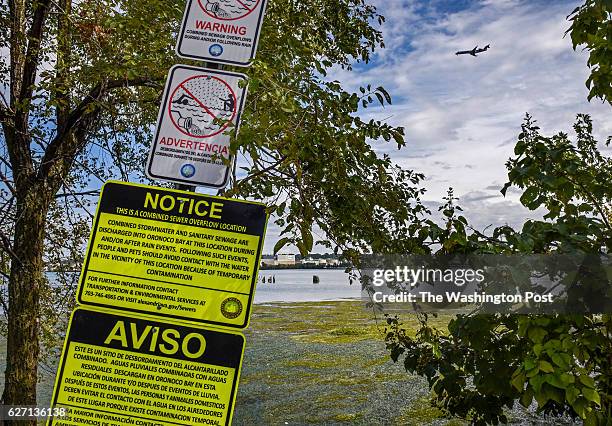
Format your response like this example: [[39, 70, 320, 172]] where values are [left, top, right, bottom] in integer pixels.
[[261, 0, 612, 254], [1, 0, 609, 256]]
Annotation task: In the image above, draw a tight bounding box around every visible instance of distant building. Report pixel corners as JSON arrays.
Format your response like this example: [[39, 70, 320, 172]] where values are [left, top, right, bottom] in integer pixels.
[[276, 254, 296, 266], [260, 253, 343, 268], [261, 257, 277, 267]]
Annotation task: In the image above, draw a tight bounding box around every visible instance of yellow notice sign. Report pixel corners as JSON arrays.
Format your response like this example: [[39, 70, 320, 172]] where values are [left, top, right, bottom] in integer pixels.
[[48, 308, 245, 426], [77, 181, 268, 328]]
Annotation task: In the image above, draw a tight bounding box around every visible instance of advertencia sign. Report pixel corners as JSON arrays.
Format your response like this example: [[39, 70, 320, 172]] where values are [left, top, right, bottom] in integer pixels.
[[176, 0, 267, 66], [146, 65, 247, 188], [49, 308, 244, 426], [76, 181, 268, 329]]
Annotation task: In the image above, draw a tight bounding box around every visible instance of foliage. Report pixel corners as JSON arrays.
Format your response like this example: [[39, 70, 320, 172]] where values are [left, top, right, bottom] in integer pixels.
[[566, 0, 612, 104], [382, 4, 612, 420], [228, 0, 427, 258], [0, 0, 424, 404], [385, 115, 612, 425]]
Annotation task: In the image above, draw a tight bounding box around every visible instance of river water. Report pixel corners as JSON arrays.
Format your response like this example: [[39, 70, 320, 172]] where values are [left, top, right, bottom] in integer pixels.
[[254, 268, 360, 303], [47, 269, 360, 304]]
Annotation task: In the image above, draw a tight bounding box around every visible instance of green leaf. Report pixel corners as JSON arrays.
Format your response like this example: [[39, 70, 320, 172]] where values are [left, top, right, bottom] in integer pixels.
[[377, 86, 392, 104], [530, 374, 545, 392], [280, 103, 295, 113], [533, 344, 543, 356], [500, 182, 512, 196], [526, 367, 540, 378], [565, 386, 580, 405], [300, 227, 313, 253], [524, 358, 537, 370], [520, 187, 540, 210], [527, 327, 548, 343], [551, 353, 571, 369], [571, 397, 588, 419], [582, 388, 600, 405], [296, 240, 308, 257], [584, 411, 600, 426], [273, 238, 290, 254], [520, 388, 534, 408], [511, 371, 526, 391], [545, 372, 569, 389], [579, 375, 596, 389], [375, 92, 385, 106], [538, 360, 555, 373]]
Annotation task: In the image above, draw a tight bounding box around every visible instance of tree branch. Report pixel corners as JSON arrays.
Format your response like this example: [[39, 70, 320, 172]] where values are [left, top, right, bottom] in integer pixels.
[[228, 156, 288, 196], [0, 231, 21, 266], [18, 0, 52, 116], [0, 91, 9, 110], [0, 291, 9, 319], [0, 92, 11, 121], [565, 174, 612, 232], [55, 0, 72, 128], [55, 180, 94, 220], [243, 156, 288, 183], [38, 76, 163, 183], [0, 196, 15, 228], [0, 170, 16, 197], [54, 190, 99, 198]]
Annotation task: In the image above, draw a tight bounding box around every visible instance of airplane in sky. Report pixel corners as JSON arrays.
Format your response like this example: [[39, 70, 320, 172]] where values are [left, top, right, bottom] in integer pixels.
[[456, 44, 491, 56]]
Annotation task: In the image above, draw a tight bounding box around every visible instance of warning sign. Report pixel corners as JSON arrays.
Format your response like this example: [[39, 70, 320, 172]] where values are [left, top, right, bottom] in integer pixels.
[[49, 308, 244, 426], [176, 0, 267, 66], [76, 181, 268, 329], [146, 65, 247, 188]]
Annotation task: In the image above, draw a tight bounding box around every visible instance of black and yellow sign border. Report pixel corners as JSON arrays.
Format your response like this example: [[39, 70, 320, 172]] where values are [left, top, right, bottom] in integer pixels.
[[76, 180, 268, 329], [48, 306, 246, 426]]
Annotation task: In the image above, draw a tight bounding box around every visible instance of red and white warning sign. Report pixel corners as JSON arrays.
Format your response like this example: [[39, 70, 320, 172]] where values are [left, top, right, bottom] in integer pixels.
[[146, 65, 247, 188], [176, 0, 267, 66]]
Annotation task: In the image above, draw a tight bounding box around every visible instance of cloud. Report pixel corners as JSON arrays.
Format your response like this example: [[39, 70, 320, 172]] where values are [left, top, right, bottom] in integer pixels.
[[457, 191, 547, 232], [340, 0, 611, 232], [262, 0, 611, 253]]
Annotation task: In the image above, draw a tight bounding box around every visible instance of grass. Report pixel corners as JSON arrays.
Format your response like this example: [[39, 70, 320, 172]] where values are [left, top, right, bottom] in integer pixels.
[[0, 300, 566, 425], [233, 300, 457, 425], [393, 396, 466, 426], [236, 302, 570, 425], [250, 300, 454, 345]]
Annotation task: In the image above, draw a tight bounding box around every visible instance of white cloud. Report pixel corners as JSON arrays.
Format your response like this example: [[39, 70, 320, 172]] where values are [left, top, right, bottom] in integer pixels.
[[259, 0, 611, 253], [344, 0, 611, 232]]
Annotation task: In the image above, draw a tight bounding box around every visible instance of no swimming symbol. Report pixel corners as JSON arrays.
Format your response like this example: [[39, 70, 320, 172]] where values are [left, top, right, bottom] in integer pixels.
[[147, 65, 248, 187], [198, 0, 262, 21], [169, 74, 237, 139]]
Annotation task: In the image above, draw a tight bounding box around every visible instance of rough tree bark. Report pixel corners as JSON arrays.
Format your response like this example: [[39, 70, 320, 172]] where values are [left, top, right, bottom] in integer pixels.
[[0, 0, 161, 418], [3, 185, 50, 409], [1, 0, 52, 415]]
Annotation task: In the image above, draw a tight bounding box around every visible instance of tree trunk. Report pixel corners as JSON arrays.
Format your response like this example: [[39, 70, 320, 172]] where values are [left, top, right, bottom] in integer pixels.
[[2, 184, 50, 424]]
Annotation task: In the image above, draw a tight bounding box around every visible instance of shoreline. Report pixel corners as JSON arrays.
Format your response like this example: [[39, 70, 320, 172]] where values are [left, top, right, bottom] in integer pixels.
[[1, 300, 572, 425]]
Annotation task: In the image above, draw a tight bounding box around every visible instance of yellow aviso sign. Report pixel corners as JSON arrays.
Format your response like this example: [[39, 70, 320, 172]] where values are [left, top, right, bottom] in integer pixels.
[[48, 308, 244, 426]]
